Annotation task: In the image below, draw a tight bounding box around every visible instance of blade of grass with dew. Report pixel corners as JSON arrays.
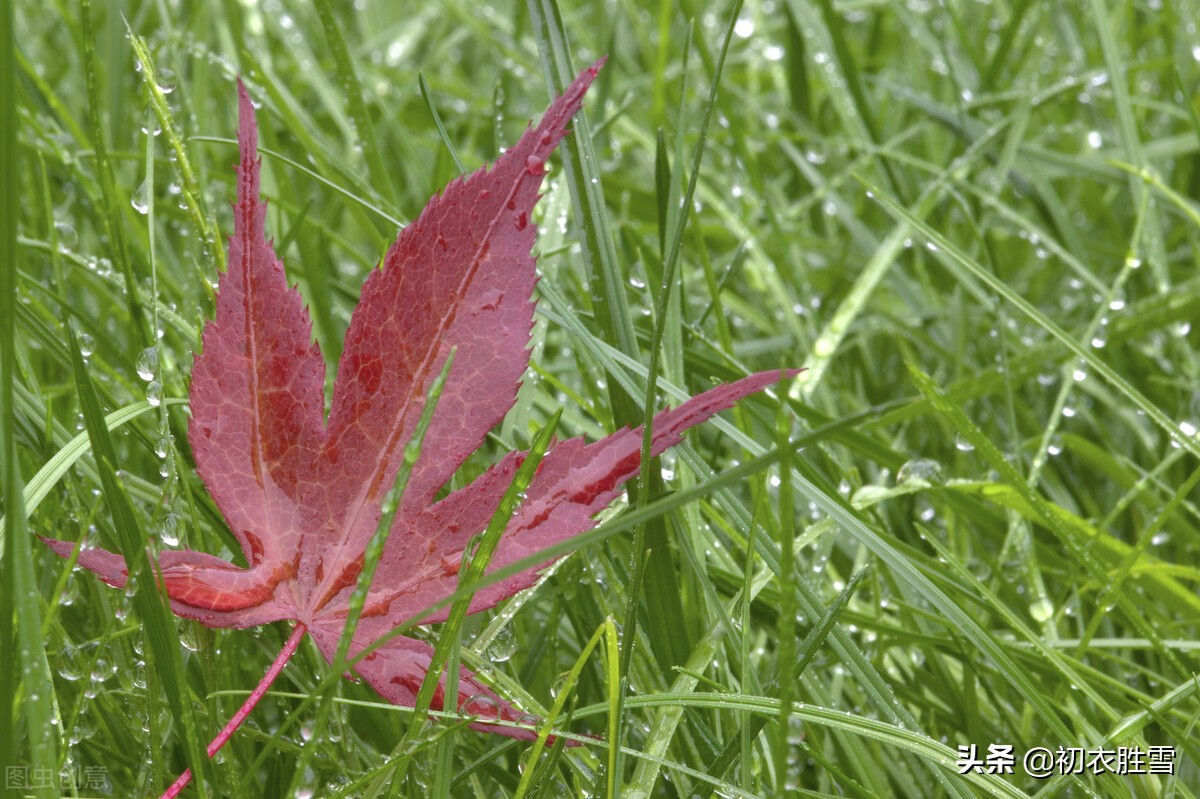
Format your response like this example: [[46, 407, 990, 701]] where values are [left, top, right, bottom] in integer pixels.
[[627, 0, 736, 722], [540, 274, 997, 793], [312, 0, 397, 209], [630, 694, 1031, 799], [129, 29, 225, 277], [80, 0, 145, 340], [67, 325, 212, 797], [694, 568, 870, 799], [513, 618, 614, 799], [0, 400, 181, 540], [2, 2, 58, 792], [864, 178, 1200, 463], [419, 72, 467, 175], [528, 0, 640, 418]]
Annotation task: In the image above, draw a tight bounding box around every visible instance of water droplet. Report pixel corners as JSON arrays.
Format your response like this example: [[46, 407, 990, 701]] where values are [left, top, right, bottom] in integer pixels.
[[90, 657, 117, 683], [896, 458, 944, 486], [154, 435, 173, 458], [140, 111, 162, 137], [57, 643, 86, 681], [486, 625, 517, 662], [160, 514, 180, 546], [55, 220, 78, 250], [146, 380, 163, 407], [524, 155, 545, 176], [954, 433, 975, 452], [132, 181, 150, 214], [136, 347, 158, 381], [300, 723, 314, 742], [462, 694, 499, 717], [78, 333, 95, 357], [156, 67, 177, 94], [1029, 598, 1054, 623]]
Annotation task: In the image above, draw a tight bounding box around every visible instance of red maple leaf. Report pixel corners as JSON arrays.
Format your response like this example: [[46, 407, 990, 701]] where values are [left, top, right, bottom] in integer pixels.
[[44, 59, 796, 795]]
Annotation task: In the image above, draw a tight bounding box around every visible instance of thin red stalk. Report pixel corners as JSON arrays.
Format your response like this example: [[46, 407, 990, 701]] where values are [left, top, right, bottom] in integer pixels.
[[159, 623, 307, 799]]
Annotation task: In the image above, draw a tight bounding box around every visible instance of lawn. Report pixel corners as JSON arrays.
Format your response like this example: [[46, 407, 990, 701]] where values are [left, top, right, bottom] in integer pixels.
[[3, 0, 1200, 797]]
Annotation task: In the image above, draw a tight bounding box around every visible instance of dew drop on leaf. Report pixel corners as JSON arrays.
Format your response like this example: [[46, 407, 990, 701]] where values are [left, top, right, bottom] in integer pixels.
[[146, 380, 163, 407], [78, 333, 95, 358]]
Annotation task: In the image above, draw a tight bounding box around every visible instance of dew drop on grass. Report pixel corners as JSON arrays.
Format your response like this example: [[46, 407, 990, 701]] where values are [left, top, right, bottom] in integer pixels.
[[55, 220, 78, 250], [486, 625, 517, 662], [132, 181, 150, 214], [550, 672, 571, 699], [140, 112, 162, 137], [136, 346, 158, 380], [953, 433, 975, 452], [300, 723, 314, 742], [90, 657, 117, 683], [78, 333, 94, 358], [1029, 597, 1054, 623], [160, 513, 180, 546], [146, 380, 163, 407], [896, 458, 943, 485], [156, 67, 176, 94], [179, 623, 199, 652], [57, 644, 86, 681], [154, 435, 173, 458], [463, 694, 499, 716]]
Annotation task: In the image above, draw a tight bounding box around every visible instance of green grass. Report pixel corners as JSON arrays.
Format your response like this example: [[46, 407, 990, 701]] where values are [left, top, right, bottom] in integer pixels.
[[4, 0, 1200, 796]]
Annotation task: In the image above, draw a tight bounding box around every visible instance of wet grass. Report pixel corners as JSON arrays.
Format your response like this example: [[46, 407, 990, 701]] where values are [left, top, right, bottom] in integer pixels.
[[4, 0, 1200, 796]]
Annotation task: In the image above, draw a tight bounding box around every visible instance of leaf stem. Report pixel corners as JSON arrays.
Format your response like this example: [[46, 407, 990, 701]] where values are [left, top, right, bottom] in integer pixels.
[[159, 623, 307, 799]]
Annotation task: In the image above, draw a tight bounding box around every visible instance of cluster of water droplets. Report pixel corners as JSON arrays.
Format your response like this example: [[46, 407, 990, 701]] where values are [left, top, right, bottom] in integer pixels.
[[136, 345, 160, 407]]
